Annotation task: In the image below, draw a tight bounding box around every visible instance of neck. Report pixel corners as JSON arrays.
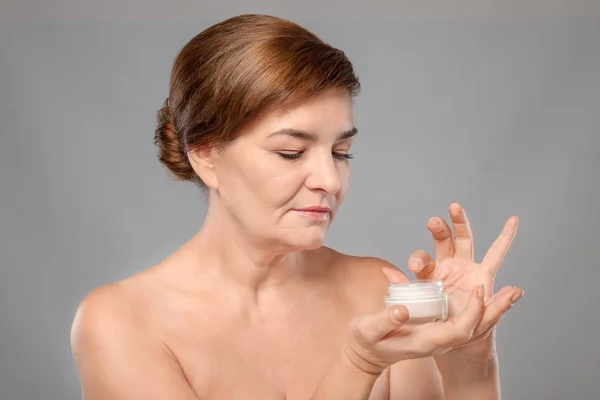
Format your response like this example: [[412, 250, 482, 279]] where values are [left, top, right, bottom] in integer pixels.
[[191, 198, 309, 292]]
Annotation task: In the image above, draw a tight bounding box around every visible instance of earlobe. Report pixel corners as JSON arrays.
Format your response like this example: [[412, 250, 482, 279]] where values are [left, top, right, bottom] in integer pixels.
[[188, 146, 219, 189]]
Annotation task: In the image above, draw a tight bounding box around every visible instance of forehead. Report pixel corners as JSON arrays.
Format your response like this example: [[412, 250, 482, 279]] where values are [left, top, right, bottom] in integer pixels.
[[246, 88, 355, 140]]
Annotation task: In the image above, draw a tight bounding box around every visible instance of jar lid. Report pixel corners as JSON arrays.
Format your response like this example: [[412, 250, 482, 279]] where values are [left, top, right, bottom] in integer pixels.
[[386, 279, 445, 300]]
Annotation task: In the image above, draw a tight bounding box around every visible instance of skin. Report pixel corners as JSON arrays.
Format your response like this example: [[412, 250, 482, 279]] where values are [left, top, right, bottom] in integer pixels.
[[71, 88, 523, 400]]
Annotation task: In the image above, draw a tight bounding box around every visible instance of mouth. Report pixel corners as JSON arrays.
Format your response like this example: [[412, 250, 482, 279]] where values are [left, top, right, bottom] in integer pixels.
[[292, 206, 332, 221]]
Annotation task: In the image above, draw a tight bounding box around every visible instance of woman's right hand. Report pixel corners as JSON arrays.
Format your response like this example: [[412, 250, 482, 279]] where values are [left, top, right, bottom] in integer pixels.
[[342, 284, 488, 374]]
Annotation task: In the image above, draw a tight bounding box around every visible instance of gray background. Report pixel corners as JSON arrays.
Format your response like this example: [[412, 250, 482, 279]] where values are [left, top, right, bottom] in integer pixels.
[[1, 1, 599, 399]]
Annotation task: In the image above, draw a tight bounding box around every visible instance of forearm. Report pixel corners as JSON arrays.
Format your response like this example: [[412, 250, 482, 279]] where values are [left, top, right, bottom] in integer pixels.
[[309, 345, 382, 400], [434, 344, 501, 400]]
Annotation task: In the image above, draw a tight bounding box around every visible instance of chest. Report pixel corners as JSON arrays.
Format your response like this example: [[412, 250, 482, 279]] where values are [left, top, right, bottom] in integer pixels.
[[169, 316, 347, 400], [153, 287, 443, 400]]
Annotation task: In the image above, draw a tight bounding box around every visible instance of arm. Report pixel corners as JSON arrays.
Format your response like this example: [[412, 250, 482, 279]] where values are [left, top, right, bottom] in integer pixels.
[[381, 257, 515, 400], [434, 342, 500, 400], [389, 358, 445, 399], [311, 280, 488, 400], [309, 346, 385, 400], [70, 285, 200, 400], [423, 266, 518, 400], [387, 350, 499, 400], [313, 333, 495, 400]]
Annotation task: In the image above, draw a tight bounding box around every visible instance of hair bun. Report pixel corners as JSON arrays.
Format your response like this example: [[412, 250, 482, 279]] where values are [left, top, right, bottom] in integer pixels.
[[154, 98, 196, 181]]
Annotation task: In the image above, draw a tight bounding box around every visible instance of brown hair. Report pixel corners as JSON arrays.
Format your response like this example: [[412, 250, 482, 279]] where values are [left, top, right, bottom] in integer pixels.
[[154, 14, 361, 186]]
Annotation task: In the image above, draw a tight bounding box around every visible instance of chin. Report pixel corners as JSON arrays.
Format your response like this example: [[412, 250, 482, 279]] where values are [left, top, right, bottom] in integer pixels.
[[299, 238, 326, 251], [288, 228, 328, 251]]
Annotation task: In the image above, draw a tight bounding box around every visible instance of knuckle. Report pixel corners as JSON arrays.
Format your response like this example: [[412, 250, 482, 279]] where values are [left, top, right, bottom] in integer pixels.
[[434, 227, 448, 237]]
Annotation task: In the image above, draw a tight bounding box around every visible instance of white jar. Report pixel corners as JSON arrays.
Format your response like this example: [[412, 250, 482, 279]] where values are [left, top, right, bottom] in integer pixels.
[[384, 280, 448, 325]]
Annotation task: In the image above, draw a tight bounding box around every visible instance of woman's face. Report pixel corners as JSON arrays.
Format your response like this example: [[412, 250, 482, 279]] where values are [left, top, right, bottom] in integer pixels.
[[208, 88, 355, 251]]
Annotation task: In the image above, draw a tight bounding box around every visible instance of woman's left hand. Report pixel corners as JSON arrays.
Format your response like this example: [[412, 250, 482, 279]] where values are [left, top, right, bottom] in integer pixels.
[[387, 203, 524, 360]]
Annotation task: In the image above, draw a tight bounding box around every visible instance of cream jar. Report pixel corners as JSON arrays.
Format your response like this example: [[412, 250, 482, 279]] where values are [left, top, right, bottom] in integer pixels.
[[384, 280, 448, 325]]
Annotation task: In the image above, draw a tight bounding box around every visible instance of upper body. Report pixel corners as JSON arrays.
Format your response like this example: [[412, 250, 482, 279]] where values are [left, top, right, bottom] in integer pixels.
[[71, 246, 442, 400], [71, 13, 523, 400]]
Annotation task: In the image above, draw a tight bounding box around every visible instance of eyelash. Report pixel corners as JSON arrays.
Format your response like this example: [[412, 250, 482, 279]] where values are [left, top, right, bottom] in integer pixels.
[[277, 152, 354, 161]]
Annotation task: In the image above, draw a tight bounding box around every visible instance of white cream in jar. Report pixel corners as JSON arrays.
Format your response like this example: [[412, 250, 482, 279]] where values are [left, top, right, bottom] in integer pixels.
[[384, 280, 448, 325]]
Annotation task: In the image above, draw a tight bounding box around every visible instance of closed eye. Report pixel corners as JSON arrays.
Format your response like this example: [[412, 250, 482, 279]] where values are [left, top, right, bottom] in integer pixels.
[[333, 152, 353, 160], [277, 151, 303, 160], [276, 151, 353, 161]]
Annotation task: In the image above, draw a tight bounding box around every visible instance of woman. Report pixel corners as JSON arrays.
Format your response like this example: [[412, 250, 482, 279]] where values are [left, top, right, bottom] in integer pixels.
[[70, 14, 524, 400]]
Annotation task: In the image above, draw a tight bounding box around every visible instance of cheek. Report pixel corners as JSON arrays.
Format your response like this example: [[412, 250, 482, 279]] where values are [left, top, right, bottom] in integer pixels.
[[335, 168, 350, 206], [260, 167, 306, 207], [221, 154, 304, 209]]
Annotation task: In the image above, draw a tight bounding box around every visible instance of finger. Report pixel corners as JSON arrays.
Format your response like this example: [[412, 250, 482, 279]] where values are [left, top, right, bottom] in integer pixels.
[[449, 203, 474, 260], [481, 216, 519, 274], [445, 285, 486, 344], [477, 322, 497, 342], [407, 250, 437, 279], [415, 285, 486, 354], [426, 216, 455, 260], [474, 286, 524, 337], [467, 304, 512, 345], [358, 305, 410, 343], [380, 265, 409, 284]]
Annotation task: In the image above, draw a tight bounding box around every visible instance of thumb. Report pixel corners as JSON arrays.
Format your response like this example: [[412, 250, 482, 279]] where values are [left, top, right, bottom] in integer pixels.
[[358, 305, 410, 344]]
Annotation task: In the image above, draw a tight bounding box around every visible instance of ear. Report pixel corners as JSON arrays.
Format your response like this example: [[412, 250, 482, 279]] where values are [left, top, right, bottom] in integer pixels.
[[187, 145, 219, 189]]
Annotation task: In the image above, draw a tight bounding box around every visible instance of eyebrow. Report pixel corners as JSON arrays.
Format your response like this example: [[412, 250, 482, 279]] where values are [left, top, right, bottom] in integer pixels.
[[267, 127, 358, 141]]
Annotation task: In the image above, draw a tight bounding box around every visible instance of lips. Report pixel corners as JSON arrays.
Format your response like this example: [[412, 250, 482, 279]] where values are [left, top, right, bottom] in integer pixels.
[[295, 206, 332, 213], [292, 206, 332, 222]]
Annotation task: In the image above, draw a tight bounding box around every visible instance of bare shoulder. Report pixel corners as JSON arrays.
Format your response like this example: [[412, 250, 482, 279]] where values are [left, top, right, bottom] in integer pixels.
[[70, 277, 199, 399], [353, 254, 409, 282], [71, 281, 141, 349], [322, 248, 409, 313], [327, 247, 409, 286], [70, 265, 172, 344], [70, 280, 160, 374]]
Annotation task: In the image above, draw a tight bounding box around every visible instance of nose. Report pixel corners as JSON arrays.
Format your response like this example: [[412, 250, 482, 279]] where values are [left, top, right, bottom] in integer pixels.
[[304, 152, 342, 195]]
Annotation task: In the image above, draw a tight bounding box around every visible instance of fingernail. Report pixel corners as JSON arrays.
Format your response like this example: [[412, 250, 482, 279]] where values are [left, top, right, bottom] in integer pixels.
[[409, 260, 421, 271], [477, 285, 485, 300], [391, 308, 404, 322], [510, 290, 524, 304]]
